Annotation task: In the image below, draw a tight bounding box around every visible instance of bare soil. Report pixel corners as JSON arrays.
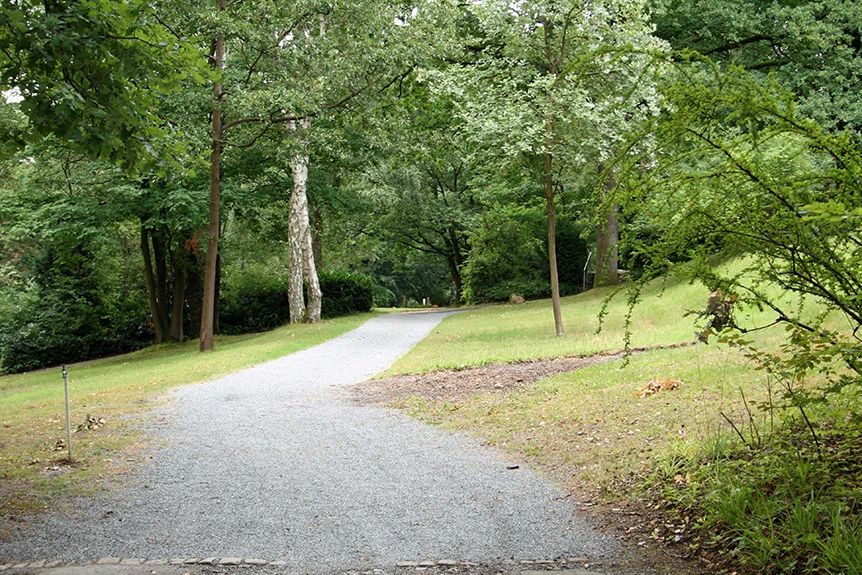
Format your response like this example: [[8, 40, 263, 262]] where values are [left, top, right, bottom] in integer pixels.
[[352, 352, 718, 575]]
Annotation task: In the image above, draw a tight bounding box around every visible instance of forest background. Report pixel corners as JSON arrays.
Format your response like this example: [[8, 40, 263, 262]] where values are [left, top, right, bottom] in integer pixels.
[[2, 1, 862, 573]]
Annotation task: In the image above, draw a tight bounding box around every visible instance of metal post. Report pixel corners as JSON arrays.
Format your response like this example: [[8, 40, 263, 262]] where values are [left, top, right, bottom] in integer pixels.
[[583, 251, 593, 292], [62, 365, 72, 461]]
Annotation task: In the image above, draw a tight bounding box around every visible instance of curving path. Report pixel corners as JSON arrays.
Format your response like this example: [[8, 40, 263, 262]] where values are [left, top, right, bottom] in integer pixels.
[[3, 312, 617, 571]]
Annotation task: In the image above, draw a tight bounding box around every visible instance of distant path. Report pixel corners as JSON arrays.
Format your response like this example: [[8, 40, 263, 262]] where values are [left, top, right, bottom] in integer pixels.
[[3, 312, 617, 571]]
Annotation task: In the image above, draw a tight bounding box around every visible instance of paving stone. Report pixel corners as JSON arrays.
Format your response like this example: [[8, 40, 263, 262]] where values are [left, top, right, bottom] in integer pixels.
[[198, 558, 217, 566], [120, 559, 144, 565], [522, 570, 603, 575], [437, 560, 459, 566], [96, 558, 122, 565], [168, 559, 186, 565], [146, 560, 168, 565], [396, 562, 419, 568], [26, 561, 45, 569], [535, 560, 555, 565], [12, 564, 28, 570], [183, 558, 201, 565], [565, 558, 588, 564], [418, 561, 436, 567], [0, 565, 10, 571], [244, 559, 268, 566], [269, 562, 288, 567], [44, 561, 64, 568], [219, 558, 243, 566]]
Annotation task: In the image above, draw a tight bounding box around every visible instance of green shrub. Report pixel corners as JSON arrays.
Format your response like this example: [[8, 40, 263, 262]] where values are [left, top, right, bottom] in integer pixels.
[[319, 270, 374, 318], [219, 277, 289, 335], [462, 206, 587, 303]]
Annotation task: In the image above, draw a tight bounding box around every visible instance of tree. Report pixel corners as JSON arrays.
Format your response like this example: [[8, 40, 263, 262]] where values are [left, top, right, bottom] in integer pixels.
[[357, 79, 479, 303], [650, 0, 862, 136], [440, 0, 665, 335], [0, 0, 205, 168]]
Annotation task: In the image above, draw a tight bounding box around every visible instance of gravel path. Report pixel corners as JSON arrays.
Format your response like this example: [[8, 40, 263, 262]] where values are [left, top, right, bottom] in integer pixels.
[[3, 312, 618, 571]]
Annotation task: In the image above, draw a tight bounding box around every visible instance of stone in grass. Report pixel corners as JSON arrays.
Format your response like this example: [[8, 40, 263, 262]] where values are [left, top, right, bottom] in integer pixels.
[[418, 561, 436, 567], [395, 562, 419, 568], [437, 560, 460, 566], [219, 558, 243, 566], [244, 559, 268, 566], [44, 561, 64, 568]]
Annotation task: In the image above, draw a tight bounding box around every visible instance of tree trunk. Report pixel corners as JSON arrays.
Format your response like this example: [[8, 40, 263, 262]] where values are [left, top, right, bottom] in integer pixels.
[[169, 245, 187, 341], [288, 118, 322, 323], [287, 144, 306, 323], [545, 117, 564, 336], [200, 0, 226, 352], [310, 199, 323, 270], [595, 173, 620, 287], [152, 231, 169, 331], [141, 225, 167, 343]]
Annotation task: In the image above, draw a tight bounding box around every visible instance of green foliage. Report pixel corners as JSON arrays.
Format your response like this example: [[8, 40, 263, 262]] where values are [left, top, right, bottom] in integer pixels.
[[319, 270, 374, 318], [219, 273, 289, 335], [219, 269, 375, 333], [656, 409, 862, 575], [0, 0, 207, 169], [462, 205, 587, 303]]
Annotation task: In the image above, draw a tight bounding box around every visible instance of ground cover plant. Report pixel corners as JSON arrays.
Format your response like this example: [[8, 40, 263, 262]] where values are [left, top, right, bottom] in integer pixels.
[[380, 269, 862, 575], [0, 313, 371, 523]]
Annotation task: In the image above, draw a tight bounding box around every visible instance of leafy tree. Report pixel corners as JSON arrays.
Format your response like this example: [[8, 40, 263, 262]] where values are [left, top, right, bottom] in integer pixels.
[[440, 0, 665, 334], [0, 0, 206, 168], [357, 79, 480, 302]]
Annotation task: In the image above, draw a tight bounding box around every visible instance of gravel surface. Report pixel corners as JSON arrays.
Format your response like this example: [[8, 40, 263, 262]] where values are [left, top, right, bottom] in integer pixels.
[[2, 312, 618, 571]]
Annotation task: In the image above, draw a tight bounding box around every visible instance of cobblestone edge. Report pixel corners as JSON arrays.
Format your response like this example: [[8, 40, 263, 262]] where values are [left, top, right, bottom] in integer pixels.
[[0, 557, 595, 572]]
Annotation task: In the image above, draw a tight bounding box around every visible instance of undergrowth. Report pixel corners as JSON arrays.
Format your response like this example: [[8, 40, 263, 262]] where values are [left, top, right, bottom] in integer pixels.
[[649, 392, 862, 575]]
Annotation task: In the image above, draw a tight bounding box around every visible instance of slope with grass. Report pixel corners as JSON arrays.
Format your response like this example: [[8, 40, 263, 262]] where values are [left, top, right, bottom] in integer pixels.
[[378, 271, 862, 575], [0, 314, 372, 519]]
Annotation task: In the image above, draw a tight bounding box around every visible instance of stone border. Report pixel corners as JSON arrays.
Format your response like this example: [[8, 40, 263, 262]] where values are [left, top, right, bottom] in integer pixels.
[[0, 557, 594, 572]]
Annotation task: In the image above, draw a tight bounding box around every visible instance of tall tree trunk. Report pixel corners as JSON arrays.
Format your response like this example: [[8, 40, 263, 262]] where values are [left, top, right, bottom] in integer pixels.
[[545, 116, 564, 336], [287, 118, 322, 323], [141, 226, 167, 343], [310, 200, 323, 269], [200, 0, 226, 351], [287, 141, 306, 324], [595, 172, 620, 287], [168, 245, 187, 341], [152, 231, 169, 329]]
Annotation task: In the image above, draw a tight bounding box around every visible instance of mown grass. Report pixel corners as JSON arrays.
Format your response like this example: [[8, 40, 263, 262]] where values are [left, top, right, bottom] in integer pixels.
[[387, 271, 862, 574], [387, 271, 783, 375], [0, 313, 372, 519]]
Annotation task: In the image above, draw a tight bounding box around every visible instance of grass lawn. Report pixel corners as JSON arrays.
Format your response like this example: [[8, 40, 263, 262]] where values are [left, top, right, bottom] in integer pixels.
[[385, 273, 787, 490], [0, 313, 372, 519]]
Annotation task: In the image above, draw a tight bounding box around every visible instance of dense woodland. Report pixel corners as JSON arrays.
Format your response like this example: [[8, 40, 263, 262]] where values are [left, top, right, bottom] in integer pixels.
[[0, 0, 859, 374]]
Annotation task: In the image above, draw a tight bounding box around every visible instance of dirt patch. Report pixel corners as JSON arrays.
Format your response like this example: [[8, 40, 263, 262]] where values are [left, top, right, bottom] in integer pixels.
[[352, 351, 632, 405]]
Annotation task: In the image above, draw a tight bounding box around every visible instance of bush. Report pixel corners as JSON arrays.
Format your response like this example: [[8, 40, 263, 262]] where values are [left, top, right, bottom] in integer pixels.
[[0, 282, 150, 374], [218, 270, 375, 333], [319, 270, 374, 318], [462, 205, 588, 303], [219, 275, 289, 335]]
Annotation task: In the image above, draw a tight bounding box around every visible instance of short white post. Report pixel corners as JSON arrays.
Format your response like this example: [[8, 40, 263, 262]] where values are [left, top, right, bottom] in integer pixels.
[[62, 365, 72, 461]]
